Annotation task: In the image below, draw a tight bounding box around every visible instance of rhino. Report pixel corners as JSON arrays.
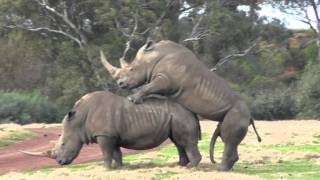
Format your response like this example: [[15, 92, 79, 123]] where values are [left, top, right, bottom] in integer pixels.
[[100, 40, 261, 171], [21, 91, 202, 168]]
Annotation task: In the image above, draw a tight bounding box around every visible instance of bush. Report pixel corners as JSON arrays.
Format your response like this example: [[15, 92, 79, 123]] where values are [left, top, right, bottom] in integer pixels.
[[249, 88, 297, 120], [294, 64, 320, 119], [0, 91, 60, 124]]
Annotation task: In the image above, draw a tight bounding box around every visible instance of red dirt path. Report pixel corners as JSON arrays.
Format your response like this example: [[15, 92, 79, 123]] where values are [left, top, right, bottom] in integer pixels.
[[0, 127, 140, 175]]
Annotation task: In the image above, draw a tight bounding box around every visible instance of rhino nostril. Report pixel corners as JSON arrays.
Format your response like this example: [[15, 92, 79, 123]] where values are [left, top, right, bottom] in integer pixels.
[[117, 80, 125, 87]]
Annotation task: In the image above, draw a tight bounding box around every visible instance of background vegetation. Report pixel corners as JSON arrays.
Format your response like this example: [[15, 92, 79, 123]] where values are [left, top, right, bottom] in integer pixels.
[[0, 0, 319, 124]]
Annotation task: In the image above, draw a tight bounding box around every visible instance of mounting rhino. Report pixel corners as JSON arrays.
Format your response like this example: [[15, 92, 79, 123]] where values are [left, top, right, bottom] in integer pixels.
[[100, 40, 261, 171], [21, 91, 202, 168]]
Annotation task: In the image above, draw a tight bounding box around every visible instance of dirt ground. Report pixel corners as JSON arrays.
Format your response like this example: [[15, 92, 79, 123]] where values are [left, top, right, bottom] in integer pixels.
[[0, 125, 142, 175], [1, 120, 320, 180]]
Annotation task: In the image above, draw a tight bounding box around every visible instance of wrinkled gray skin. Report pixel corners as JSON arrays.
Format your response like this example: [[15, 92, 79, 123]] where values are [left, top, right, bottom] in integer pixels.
[[105, 40, 261, 171], [50, 91, 201, 168]]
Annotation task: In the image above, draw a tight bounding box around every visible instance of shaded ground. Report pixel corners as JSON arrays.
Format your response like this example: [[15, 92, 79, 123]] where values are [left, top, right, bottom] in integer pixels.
[[1, 120, 320, 179], [0, 126, 140, 175]]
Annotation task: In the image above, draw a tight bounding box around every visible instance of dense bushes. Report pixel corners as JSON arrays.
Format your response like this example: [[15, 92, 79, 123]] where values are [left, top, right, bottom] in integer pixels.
[[249, 88, 297, 120], [0, 91, 61, 124], [294, 64, 320, 119]]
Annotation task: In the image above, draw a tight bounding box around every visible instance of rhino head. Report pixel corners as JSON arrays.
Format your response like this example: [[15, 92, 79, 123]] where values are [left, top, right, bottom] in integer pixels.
[[100, 40, 160, 89], [53, 111, 83, 165], [21, 109, 86, 165]]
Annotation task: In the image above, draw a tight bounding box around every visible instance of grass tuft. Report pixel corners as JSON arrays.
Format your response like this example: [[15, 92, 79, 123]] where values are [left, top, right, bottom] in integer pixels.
[[0, 130, 35, 148]]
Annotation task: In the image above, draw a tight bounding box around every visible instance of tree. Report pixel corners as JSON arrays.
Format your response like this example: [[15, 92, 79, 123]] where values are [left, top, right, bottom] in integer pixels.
[[269, 0, 320, 63], [1, 0, 106, 88]]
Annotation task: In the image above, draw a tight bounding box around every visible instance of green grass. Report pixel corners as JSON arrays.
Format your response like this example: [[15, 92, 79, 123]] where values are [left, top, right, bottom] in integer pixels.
[[16, 132, 320, 180], [243, 143, 320, 154], [0, 130, 35, 148], [235, 159, 320, 180], [154, 171, 177, 180], [25, 161, 100, 175], [263, 144, 320, 154]]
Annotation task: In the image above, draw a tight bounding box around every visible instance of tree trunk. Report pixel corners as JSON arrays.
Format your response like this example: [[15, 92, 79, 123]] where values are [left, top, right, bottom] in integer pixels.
[[317, 22, 320, 64], [317, 36, 320, 64], [79, 32, 106, 89]]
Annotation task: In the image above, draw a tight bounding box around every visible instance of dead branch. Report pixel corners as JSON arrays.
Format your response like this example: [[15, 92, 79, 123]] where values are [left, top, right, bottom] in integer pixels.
[[310, 0, 320, 23], [119, 14, 139, 63], [115, 0, 176, 61], [210, 42, 258, 72], [183, 2, 210, 43], [34, 0, 87, 47], [183, 15, 210, 42], [4, 24, 82, 47], [147, 0, 175, 39]]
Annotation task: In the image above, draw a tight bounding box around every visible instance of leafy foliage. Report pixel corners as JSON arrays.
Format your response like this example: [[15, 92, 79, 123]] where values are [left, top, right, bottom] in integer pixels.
[[0, 0, 318, 122], [294, 63, 320, 119], [0, 91, 60, 124]]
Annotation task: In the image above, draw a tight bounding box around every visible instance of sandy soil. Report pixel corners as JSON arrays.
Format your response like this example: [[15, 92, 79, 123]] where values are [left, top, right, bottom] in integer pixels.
[[200, 120, 320, 145], [0, 126, 144, 175], [1, 120, 320, 180], [0, 123, 60, 139]]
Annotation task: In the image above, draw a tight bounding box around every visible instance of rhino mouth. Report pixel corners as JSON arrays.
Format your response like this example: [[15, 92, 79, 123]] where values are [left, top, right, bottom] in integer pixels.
[[57, 158, 72, 165], [118, 83, 129, 89], [117, 79, 130, 89]]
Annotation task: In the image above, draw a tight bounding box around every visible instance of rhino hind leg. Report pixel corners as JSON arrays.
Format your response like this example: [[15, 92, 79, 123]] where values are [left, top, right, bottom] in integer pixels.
[[184, 145, 202, 168], [218, 101, 250, 171], [170, 128, 201, 167], [174, 144, 189, 166]]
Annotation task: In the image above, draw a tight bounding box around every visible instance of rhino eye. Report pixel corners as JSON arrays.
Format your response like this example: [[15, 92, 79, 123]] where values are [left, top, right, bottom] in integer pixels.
[[67, 111, 76, 120]]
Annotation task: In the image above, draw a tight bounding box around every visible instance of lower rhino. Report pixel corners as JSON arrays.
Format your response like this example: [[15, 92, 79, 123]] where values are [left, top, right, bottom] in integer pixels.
[[21, 91, 201, 168]]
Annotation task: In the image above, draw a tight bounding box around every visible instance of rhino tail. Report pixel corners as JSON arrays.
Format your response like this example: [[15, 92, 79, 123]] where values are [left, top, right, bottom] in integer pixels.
[[250, 118, 262, 142], [196, 115, 202, 140], [210, 122, 221, 164]]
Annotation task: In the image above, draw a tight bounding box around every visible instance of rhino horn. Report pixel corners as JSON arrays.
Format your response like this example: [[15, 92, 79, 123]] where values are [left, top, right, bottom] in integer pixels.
[[19, 150, 56, 159], [100, 50, 120, 79], [119, 57, 129, 68]]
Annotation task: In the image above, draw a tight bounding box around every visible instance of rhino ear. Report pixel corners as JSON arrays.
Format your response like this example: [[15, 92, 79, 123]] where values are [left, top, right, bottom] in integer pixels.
[[144, 40, 154, 51], [67, 111, 76, 120]]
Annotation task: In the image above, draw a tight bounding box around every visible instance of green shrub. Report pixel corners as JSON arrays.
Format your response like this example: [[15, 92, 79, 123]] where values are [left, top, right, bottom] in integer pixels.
[[294, 64, 320, 119], [250, 88, 297, 120], [0, 91, 60, 124]]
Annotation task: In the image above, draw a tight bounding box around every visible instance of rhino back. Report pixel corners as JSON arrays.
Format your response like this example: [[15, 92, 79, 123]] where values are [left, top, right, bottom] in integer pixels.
[[153, 41, 237, 120], [117, 99, 174, 149], [84, 92, 176, 149]]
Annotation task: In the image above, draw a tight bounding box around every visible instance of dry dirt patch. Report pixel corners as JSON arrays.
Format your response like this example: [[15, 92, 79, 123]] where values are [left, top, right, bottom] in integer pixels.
[[200, 120, 320, 145], [1, 120, 320, 180], [0, 123, 61, 140]]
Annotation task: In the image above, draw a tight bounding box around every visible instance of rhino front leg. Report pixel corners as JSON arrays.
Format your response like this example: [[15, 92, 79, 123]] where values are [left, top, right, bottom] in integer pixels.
[[128, 74, 172, 104], [113, 147, 123, 168], [97, 136, 118, 169]]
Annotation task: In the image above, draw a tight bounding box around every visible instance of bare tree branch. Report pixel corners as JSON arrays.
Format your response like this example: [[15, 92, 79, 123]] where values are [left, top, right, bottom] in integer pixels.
[[120, 14, 139, 63], [210, 42, 258, 72], [4, 24, 82, 47], [179, 4, 200, 13], [34, 0, 87, 47], [183, 15, 210, 42], [301, 6, 318, 35], [310, 0, 320, 23], [183, 1, 210, 43], [147, 0, 175, 39]]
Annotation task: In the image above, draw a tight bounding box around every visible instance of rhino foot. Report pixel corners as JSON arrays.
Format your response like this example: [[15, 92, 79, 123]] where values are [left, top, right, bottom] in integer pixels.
[[127, 93, 143, 104], [217, 164, 233, 171]]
